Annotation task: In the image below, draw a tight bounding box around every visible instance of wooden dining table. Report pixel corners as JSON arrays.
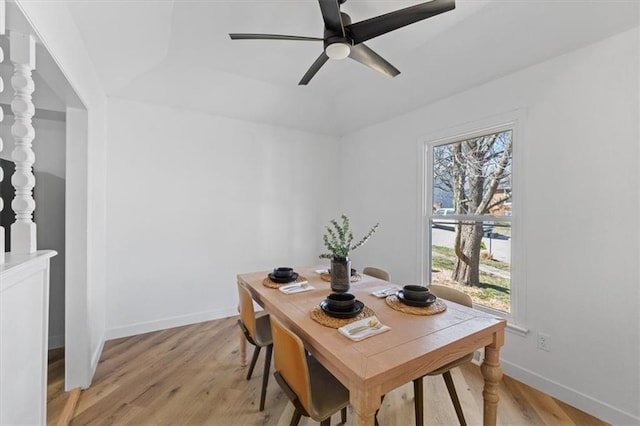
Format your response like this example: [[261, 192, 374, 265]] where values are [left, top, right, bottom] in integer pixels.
[[237, 266, 506, 426]]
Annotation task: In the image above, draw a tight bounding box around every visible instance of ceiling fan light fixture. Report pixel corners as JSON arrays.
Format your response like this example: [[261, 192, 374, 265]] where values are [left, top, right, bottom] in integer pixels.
[[326, 42, 350, 60]]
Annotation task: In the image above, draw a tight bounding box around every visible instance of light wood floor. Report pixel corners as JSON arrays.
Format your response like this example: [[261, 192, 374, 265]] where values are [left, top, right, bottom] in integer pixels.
[[47, 317, 608, 426]]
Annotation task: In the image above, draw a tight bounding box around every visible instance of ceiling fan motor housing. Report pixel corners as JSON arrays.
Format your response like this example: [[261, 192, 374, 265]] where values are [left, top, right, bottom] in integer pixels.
[[323, 10, 352, 58], [324, 33, 352, 49]]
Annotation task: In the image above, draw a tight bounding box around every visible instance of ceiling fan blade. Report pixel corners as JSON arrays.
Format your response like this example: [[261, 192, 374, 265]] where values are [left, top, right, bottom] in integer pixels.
[[229, 33, 323, 41], [348, 43, 400, 78], [318, 0, 345, 37], [299, 52, 330, 85], [345, 0, 455, 45]]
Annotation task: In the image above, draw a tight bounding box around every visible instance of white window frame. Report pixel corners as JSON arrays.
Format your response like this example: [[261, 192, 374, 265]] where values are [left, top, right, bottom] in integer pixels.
[[417, 111, 527, 332]]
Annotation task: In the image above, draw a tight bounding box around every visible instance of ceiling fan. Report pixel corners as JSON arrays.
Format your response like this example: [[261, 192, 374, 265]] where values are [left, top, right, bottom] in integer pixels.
[[229, 0, 455, 85]]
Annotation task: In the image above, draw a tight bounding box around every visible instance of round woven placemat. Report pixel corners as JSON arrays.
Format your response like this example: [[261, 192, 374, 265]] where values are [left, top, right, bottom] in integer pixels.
[[262, 275, 308, 289], [319, 272, 362, 283], [310, 305, 375, 328], [385, 295, 447, 316]]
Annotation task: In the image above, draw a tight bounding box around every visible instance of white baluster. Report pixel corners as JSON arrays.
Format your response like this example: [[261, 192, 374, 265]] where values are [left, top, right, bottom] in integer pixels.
[[9, 31, 36, 254], [0, 0, 6, 263]]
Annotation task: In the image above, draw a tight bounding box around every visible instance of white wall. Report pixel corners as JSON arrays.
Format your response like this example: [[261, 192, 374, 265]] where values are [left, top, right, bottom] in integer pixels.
[[0, 116, 66, 348], [105, 98, 341, 338], [341, 28, 639, 424]]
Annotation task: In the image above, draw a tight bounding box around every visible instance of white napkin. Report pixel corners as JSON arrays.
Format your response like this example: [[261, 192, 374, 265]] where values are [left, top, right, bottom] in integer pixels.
[[314, 268, 329, 274], [279, 282, 313, 294], [371, 285, 401, 298], [338, 316, 391, 341]]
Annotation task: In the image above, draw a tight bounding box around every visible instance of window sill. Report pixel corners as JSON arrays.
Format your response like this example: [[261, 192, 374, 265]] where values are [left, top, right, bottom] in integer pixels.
[[472, 305, 529, 337], [506, 322, 529, 337]]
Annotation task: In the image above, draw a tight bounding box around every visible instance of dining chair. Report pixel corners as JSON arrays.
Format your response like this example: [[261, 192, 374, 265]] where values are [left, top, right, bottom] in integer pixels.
[[413, 284, 474, 426], [362, 266, 390, 281], [270, 316, 349, 426], [237, 284, 273, 411]]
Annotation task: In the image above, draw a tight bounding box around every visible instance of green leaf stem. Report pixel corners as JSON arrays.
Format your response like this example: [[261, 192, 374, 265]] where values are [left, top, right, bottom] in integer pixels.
[[319, 214, 379, 259]]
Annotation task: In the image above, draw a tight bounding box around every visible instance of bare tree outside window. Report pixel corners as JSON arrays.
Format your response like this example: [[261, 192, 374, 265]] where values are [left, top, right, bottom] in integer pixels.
[[430, 130, 512, 312]]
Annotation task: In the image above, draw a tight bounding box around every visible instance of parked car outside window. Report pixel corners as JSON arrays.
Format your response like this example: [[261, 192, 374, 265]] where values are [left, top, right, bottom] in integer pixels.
[[432, 208, 456, 228], [435, 208, 454, 215]]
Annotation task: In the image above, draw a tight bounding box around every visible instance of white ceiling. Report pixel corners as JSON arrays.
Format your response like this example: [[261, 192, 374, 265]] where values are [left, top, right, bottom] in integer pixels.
[[66, 0, 639, 136]]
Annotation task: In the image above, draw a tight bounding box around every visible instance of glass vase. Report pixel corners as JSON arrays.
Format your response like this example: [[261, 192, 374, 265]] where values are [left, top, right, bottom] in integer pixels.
[[330, 257, 351, 293]]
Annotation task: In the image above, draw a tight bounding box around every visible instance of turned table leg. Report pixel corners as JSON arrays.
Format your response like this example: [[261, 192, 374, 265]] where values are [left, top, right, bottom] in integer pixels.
[[481, 343, 503, 426], [351, 386, 380, 426]]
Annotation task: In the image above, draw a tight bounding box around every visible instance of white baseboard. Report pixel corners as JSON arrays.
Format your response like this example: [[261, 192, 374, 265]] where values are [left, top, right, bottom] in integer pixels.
[[105, 307, 238, 341], [48, 333, 65, 349], [501, 359, 639, 425]]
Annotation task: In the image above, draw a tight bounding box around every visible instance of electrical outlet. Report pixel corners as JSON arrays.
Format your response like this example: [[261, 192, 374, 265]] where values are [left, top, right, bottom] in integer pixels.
[[537, 332, 551, 352]]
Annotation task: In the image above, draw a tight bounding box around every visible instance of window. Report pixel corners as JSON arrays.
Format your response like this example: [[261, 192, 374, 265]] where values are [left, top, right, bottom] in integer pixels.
[[425, 127, 514, 315]]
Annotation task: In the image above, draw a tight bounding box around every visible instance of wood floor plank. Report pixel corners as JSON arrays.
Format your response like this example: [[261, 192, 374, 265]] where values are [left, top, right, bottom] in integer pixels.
[[555, 399, 610, 426], [47, 348, 68, 426], [56, 388, 82, 426], [47, 316, 609, 425]]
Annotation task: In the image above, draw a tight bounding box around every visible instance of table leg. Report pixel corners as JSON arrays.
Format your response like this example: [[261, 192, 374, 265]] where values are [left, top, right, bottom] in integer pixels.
[[351, 387, 380, 426], [481, 343, 503, 426]]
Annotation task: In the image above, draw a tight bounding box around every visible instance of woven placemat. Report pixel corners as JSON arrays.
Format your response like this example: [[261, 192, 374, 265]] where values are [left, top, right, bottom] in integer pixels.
[[385, 295, 447, 316], [319, 272, 362, 283], [262, 275, 308, 289], [310, 305, 375, 329]]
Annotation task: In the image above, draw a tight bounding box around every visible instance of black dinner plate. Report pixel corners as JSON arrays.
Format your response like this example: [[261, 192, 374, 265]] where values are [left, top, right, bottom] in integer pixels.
[[320, 300, 364, 319], [268, 272, 299, 283], [396, 290, 436, 307]]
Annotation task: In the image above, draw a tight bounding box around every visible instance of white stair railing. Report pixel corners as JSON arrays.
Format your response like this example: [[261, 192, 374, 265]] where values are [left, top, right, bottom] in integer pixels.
[[9, 31, 36, 254], [0, 0, 5, 264]]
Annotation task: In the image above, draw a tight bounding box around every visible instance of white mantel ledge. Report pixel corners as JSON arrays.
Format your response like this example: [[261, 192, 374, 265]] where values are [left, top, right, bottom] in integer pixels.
[[0, 250, 56, 292]]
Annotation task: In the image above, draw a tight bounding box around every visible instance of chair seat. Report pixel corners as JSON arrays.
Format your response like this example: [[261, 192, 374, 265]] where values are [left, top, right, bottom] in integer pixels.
[[253, 314, 272, 347], [308, 356, 350, 421], [427, 353, 473, 376]]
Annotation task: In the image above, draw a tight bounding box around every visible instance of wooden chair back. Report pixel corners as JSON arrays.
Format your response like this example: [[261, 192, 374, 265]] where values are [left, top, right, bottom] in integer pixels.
[[362, 266, 390, 281], [429, 284, 472, 307], [270, 317, 312, 414], [238, 285, 257, 338]]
